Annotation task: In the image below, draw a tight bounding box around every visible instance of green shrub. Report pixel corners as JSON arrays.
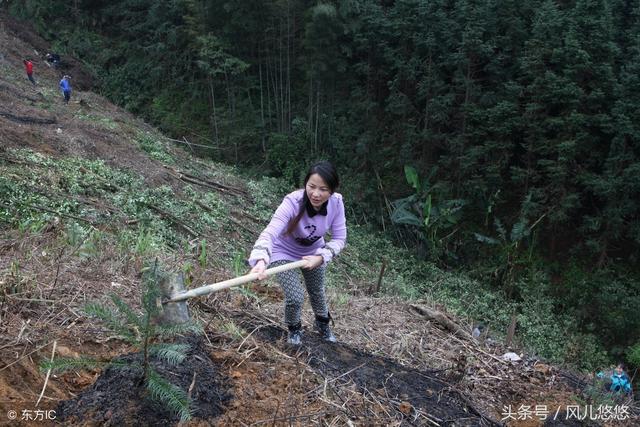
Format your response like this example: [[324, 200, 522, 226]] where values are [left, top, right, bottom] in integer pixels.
[[267, 124, 311, 186], [560, 265, 640, 358], [628, 342, 640, 367]]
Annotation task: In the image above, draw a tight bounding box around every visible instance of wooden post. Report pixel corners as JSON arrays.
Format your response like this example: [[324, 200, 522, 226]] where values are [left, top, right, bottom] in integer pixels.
[[373, 259, 387, 295]]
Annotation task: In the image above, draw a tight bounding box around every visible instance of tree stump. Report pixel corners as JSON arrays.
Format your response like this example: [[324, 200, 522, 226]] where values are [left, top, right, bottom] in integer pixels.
[[157, 273, 191, 325]]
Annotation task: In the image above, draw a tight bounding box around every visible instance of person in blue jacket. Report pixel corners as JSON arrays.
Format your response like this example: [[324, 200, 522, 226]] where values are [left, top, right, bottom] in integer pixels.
[[59, 75, 71, 104], [610, 363, 633, 395]]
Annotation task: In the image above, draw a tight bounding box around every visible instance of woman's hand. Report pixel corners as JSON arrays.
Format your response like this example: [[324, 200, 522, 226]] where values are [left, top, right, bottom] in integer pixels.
[[250, 259, 267, 280], [302, 255, 323, 270]]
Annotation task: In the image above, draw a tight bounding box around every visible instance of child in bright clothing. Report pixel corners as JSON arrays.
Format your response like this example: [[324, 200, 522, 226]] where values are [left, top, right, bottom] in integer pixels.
[[610, 363, 633, 395]]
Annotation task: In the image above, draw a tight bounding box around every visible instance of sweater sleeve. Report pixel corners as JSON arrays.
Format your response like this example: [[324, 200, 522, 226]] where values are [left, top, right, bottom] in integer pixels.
[[248, 195, 297, 267], [314, 195, 347, 265]]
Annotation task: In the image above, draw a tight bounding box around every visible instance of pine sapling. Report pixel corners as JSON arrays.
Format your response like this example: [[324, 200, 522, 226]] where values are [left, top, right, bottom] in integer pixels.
[[41, 260, 202, 422]]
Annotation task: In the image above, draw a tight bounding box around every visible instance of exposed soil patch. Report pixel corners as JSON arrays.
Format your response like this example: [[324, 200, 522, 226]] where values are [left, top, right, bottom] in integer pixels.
[[239, 317, 492, 426], [0, 81, 43, 102], [56, 335, 230, 426]]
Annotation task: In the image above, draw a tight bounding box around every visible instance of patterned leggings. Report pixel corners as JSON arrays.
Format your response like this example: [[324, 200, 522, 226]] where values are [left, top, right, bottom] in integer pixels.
[[270, 260, 328, 327]]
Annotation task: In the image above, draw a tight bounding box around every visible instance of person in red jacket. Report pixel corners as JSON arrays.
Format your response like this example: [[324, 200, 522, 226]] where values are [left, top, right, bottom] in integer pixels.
[[23, 59, 36, 86]]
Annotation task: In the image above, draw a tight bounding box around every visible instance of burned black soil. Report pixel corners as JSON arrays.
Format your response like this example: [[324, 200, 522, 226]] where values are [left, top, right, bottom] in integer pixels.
[[238, 317, 496, 426], [56, 336, 230, 426]]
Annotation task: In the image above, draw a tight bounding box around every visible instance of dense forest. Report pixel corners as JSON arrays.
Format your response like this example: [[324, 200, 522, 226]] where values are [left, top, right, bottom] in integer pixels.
[[7, 0, 640, 368]]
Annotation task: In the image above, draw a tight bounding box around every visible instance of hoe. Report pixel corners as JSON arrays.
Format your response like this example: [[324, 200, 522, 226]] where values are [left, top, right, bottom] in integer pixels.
[[158, 260, 307, 324]]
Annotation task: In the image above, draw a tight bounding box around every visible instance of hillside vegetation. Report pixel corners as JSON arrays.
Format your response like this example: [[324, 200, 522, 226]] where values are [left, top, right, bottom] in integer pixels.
[[5, 0, 640, 372]]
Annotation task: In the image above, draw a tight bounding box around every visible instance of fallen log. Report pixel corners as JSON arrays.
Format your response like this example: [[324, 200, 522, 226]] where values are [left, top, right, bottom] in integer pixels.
[[409, 304, 472, 339]]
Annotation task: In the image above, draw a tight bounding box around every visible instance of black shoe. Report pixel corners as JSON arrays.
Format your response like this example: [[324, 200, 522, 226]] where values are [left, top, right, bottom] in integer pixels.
[[315, 314, 337, 343], [287, 323, 303, 345]]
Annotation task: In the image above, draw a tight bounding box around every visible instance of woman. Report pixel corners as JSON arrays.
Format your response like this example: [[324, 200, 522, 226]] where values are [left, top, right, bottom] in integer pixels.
[[249, 161, 347, 345]]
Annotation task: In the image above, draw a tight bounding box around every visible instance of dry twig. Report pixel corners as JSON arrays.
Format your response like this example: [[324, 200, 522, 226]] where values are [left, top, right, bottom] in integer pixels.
[[36, 340, 57, 407]]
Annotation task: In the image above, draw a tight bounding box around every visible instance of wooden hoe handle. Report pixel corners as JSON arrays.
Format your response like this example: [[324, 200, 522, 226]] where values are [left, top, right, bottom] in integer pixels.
[[166, 260, 307, 303]]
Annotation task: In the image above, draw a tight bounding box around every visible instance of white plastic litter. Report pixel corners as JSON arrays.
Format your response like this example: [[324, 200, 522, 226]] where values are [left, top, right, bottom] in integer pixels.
[[502, 352, 522, 362]]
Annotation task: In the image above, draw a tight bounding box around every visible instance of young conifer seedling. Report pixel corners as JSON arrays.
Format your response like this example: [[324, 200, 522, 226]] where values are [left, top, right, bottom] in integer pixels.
[[41, 260, 202, 422]]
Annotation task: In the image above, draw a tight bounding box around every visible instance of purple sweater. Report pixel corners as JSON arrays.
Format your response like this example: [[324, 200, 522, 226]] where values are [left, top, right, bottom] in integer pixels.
[[249, 189, 347, 266]]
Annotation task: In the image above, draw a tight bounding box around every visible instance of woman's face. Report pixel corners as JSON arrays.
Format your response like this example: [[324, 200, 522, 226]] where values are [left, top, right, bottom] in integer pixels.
[[305, 173, 331, 209]]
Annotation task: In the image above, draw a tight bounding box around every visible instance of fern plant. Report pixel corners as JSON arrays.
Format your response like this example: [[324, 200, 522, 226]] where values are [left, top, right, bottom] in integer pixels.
[[41, 261, 202, 422]]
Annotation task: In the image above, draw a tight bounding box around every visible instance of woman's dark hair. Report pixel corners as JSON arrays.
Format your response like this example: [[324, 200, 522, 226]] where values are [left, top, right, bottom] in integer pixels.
[[286, 161, 339, 235]]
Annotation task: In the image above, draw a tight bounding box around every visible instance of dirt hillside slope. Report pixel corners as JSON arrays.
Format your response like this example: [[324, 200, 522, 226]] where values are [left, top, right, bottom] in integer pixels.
[[0, 12, 636, 427]]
